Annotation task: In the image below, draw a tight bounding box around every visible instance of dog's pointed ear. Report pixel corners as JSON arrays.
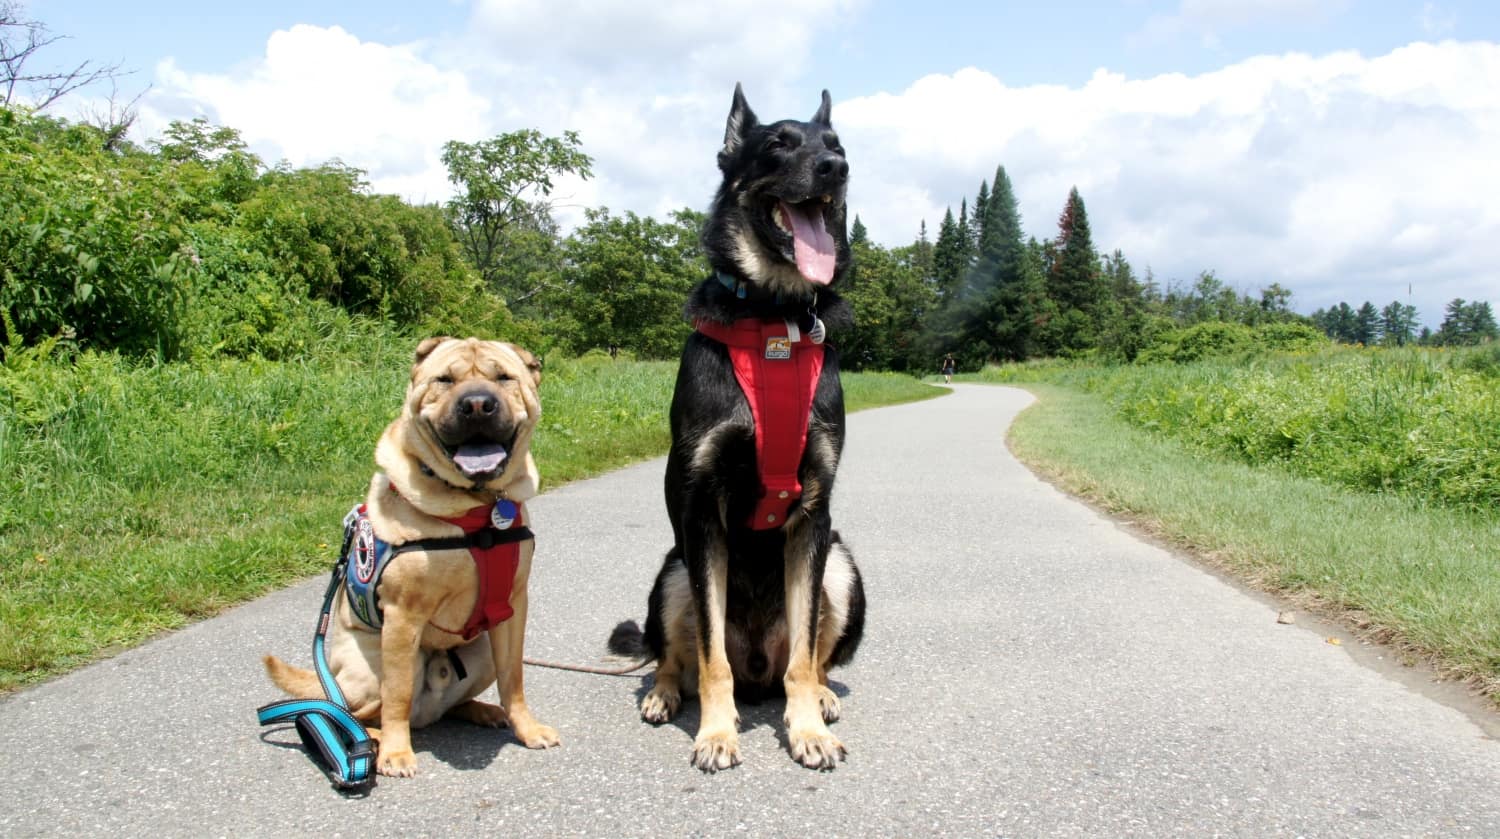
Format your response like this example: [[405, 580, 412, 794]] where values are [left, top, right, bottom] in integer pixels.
[[812, 89, 832, 125], [413, 336, 452, 376], [719, 82, 758, 169]]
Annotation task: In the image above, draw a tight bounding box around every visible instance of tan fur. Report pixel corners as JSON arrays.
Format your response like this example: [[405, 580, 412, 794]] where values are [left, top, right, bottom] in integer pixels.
[[263, 336, 556, 778]]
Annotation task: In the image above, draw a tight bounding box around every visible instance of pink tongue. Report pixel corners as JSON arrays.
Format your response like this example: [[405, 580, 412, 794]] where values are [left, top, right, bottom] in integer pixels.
[[453, 442, 508, 477], [780, 201, 836, 285]]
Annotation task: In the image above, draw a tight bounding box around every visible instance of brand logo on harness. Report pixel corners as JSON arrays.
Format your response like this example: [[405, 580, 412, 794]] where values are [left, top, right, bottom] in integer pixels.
[[765, 336, 792, 360], [353, 518, 377, 584]]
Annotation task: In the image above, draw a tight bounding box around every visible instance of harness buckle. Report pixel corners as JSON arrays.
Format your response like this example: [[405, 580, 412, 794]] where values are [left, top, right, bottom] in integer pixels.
[[471, 529, 498, 549]]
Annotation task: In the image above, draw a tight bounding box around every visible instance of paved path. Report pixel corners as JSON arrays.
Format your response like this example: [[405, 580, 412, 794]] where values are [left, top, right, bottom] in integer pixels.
[[4, 385, 1498, 837]]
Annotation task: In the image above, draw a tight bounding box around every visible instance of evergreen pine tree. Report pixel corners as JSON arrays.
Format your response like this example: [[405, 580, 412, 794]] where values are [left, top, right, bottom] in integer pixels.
[[1046, 187, 1106, 352], [1354, 301, 1380, 345], [850, 215, 868, 245], [931, 208, 964, 300]]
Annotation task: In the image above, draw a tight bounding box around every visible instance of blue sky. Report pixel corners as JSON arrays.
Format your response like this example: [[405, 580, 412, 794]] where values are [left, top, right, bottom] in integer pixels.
[[25, 1, 1500, 324]]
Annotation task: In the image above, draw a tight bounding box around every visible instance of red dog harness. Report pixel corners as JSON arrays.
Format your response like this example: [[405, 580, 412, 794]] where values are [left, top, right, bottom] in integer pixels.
[[695, 317, 825, 529], [344, 494, 533, 640]]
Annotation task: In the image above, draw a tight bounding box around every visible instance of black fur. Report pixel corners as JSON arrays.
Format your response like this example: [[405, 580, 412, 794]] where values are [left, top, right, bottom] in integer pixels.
[[611, 84, 866, 724]]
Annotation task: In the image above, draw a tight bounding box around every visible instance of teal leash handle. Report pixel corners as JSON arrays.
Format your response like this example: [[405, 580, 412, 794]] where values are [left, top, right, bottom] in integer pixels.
[[257, 510, 376, 789]]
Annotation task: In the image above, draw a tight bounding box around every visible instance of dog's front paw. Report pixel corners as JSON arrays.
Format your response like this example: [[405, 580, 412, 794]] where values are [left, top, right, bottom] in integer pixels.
[[691, 727, 742, 773], [513, 721, 560, 749], [787, 722, 845, 770], [816, 685, 842, 723], [641, 685, 681, 724], [377, 746, 419, 778]]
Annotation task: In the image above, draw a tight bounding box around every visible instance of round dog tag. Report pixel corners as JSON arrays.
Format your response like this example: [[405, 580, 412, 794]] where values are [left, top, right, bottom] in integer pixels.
[[808, 316, 826, 345], [491, 499, 518, 529]]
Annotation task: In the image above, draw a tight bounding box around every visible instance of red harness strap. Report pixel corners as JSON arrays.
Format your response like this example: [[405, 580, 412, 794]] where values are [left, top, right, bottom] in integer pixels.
[[695, 318, 825, 530], [435, 501, 528, 640]]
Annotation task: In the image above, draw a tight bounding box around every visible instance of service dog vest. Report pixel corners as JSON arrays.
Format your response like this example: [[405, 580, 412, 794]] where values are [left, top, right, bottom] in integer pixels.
[[694, 317, 825, 530], [343, 490, 532, 640]]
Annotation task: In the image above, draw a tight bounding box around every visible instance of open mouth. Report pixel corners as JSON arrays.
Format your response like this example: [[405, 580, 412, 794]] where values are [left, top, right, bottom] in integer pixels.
[[444, 438, 511, 481], [769, 194, 837, 285]]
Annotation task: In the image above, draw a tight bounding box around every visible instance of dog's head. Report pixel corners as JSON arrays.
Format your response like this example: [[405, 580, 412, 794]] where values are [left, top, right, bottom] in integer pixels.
[[394, 336, 543, 492], [704, 84, 852, 299]]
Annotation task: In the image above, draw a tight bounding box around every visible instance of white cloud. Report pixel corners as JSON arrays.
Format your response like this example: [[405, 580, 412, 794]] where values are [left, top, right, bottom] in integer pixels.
[[129, 16, 1498, 326], [836, 41, 1500, 324], [141, 25, 490, 203]]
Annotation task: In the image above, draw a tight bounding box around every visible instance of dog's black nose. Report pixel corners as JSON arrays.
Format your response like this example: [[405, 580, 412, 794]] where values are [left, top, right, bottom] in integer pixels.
[[815, 151, 848, 183], [458, 391, 498, 417]]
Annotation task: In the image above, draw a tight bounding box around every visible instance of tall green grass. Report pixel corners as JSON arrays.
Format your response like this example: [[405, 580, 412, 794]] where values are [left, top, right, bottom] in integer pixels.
[[0, 344, 937, 690], [976, 344, 1500, 512]]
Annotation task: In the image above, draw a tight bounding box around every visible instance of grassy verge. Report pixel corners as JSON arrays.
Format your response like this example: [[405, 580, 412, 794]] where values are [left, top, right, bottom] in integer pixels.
[[0, 352, 937, 692], [1007, 383, 1500, 702]]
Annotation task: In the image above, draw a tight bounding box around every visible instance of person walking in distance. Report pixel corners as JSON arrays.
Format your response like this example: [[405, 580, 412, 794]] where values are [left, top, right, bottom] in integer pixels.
[[941, 353, 956, 384]]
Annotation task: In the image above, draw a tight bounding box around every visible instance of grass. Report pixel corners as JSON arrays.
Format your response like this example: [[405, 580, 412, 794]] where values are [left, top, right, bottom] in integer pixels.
[[1006, 382, 1500, 702], [0, 349, 938, 692]]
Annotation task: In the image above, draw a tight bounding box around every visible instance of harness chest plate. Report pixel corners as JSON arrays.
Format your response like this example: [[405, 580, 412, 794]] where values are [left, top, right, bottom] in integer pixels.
[[340, 497, 531, 639], [695, 317, 825, 530]]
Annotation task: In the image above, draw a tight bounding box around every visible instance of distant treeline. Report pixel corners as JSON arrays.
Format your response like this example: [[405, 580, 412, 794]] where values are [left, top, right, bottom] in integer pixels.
[[1, 107, 1493, 370]]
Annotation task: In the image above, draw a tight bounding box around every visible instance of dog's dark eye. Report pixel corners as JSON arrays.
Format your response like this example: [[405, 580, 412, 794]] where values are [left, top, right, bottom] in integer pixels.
[[434, 375, 454, 385], [496, 373, 513, 383], [765, 137, 787, 152], [824, 134, 843, 154]]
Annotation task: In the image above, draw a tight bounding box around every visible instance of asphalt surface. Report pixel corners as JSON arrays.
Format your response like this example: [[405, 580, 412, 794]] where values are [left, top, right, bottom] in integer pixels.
[[4, 384, 1498, 837]]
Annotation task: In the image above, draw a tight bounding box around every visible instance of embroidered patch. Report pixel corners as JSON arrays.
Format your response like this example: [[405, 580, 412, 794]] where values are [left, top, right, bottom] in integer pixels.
[[352, 517, 378, 584], [491, 499, 518, 529], [765, 336, 792, 360]]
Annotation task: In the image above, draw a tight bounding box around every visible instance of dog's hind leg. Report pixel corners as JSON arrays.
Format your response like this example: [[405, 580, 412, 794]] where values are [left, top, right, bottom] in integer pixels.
[[782, 522, 845, 769]]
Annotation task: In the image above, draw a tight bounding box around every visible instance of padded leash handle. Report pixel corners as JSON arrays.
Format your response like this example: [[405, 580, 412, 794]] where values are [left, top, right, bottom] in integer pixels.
[[256, 508, 376, 789]]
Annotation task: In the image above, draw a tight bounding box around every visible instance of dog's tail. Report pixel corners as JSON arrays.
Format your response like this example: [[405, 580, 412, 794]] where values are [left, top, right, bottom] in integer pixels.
[[262, 654, 324, 699], [607, 620, 650, 659]]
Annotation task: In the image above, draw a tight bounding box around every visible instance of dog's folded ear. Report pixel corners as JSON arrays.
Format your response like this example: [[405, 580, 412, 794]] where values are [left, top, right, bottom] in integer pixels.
[[413, 336, 454, 371], [512, 345, 543, 388], [812, 89, 832, 125], [719, 82, 759, 172]]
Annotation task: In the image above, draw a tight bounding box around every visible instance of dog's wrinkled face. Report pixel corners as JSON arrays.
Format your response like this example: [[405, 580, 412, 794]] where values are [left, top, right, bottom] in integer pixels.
[[405, 336, 542, 488], [706, 84, 852, 297]]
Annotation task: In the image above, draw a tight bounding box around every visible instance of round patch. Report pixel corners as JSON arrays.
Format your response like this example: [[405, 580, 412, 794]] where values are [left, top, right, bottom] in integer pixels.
[[353, 518, 378, 584], [807, 316, 826, 345], [491, 499, 518, 530]]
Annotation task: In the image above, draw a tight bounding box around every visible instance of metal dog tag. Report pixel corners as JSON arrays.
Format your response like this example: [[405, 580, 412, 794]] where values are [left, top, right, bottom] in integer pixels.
[[491, 499, 518, 529]]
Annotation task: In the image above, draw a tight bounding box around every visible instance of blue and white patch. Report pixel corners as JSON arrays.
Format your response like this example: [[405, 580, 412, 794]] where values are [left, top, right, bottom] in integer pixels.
[[352, 517, 378, 584], [491, 499, 518, 530]]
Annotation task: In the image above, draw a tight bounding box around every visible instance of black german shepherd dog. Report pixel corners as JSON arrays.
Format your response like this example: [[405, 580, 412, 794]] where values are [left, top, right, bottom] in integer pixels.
[[609, 84, 866, 772]]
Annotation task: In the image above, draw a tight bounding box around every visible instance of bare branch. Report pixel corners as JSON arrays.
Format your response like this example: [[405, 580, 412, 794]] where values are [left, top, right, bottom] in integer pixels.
[[1, 1, 132, 110]]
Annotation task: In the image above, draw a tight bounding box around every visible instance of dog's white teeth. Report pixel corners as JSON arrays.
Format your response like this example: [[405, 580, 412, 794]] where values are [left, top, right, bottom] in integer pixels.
[[821, 194, 832, 204], [774, 207, 791, 234]]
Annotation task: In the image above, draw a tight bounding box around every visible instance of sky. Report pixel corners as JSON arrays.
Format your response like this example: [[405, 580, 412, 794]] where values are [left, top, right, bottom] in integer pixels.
[[23, 0, 1500, 326]]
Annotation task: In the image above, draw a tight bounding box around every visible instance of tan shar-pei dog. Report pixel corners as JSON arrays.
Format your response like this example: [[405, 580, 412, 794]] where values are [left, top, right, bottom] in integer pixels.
[[263, 336, 557, 777]]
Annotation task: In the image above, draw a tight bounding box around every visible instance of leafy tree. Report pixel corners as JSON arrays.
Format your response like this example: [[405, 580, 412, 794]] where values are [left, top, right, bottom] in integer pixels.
[[1259, 283, 1293, 319], [442, 129, 593, 304], [554, 207, 702, 358]]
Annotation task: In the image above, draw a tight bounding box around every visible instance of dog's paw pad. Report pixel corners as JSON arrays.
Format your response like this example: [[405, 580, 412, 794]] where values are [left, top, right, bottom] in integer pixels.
[[641, 688, 681, 724], [788, 726, 845, 771], [690, 731, 742, 773], [377, 748, 419, 778], [816, 686, 842, 723], [516, 723, 560, 749]]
